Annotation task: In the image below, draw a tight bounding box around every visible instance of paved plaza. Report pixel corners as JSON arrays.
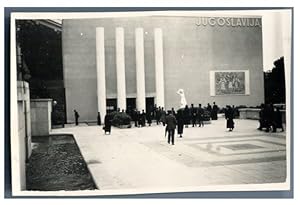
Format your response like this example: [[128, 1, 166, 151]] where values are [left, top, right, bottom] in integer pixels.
[[51, 118, 287, 192]]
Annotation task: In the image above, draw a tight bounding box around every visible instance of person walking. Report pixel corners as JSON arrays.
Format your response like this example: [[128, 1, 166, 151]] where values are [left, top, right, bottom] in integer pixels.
[[103, 113, 112, 134], [165, 110, 177, 145], [74, 110, 80, 126], [225, 105, 234, 131], [176, 109, 184, 138]]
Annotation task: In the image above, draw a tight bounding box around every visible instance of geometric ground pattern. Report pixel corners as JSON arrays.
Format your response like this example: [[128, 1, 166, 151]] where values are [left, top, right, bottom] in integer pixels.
[[143, 134, 286, 168]]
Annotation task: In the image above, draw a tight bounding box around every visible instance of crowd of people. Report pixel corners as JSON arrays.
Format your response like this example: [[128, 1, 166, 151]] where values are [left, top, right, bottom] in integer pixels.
[[74, 102, 284, 144], [126, 102, 220, 130], [99, 102, 237, 143]]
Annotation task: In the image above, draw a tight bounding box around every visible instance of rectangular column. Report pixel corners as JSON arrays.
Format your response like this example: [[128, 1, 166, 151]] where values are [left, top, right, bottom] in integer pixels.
[[96, 27, 106, 122], [135, 28, 146, 111], [115, 27, 127, 111], [154, 28, 165, 108]]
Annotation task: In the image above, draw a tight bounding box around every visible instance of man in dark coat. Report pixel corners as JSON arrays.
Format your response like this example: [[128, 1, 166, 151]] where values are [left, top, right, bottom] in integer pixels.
[[264, 104, 273, 132], [207, 103, 212, 119], [212, 102, 219, 120], [132, 109, 138, 127], [146, 110, 152, 126], [197, 104, 204, 127], [137, 111, 142, 127], [165, 111, 177, 145], [176, 109, 184, 138], [155, 107, 162, 125], [141, 110, 146, 127], [258, 103, 266, 130], [74, 110, 80, 126], [171, 107, 176, 116], [183, 105, 190, 128], [160, 107, 166, 126], [190, 104, 197, 127], [225, 105, 234, 131]]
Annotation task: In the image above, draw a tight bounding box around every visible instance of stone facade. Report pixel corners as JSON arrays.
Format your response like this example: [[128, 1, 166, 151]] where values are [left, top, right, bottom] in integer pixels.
[[62, 16, 264, 122]]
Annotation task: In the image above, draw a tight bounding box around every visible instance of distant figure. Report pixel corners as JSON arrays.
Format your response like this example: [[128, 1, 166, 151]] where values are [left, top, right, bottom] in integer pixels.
[[160, 107, 166, 126], [264, 104, 273, 132], [207, 103, 212, 119], [166, 111, 177, 145], [103, 114, 112, 134], [183, 105, 190, 128], [146, 110, 153, 126], [197, 104, 204, 127], [74, 110, 80, 126], [225, 105, 234, 131], [171, 107, 176, 116], [269, 104, 276, 132], [274, 107, 284, 132], [132, 109, 138, 127], [97, 112, 101, 126], [137, 111, 142, 127], [177, 89, 187, 108], [141, 110, 146, 127], [258, 103, 266, 130], [156, 107, 162, 125], [257, 103, 265, 130], [176, 109, 184, 138], [190, 104, 197, 127], [211, 102, 219, 120]]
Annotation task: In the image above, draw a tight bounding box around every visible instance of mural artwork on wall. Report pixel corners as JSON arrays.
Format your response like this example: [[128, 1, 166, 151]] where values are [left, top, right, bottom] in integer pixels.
[[210, 70, 250, 96]]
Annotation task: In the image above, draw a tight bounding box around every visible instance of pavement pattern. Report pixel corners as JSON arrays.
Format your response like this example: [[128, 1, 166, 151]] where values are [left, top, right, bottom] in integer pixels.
[[51, 118, 287, 191]]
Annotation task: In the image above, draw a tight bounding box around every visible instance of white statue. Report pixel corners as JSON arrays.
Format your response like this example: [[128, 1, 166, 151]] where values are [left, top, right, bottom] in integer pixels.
[[177, 89, 187, 108]]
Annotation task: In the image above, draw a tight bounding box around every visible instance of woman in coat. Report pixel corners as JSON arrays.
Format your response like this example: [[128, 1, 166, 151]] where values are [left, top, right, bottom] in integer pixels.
[[103, 113, 112, 134], [176, 109, 184, 138], [225, 105, 234, 131]]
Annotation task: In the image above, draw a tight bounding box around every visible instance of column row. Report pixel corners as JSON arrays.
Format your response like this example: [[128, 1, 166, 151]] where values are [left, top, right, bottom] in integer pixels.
[[95, 27, 165, 122]]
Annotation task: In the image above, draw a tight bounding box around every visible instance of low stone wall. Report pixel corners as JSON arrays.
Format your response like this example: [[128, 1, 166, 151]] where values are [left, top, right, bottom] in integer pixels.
[[239, 108, 286, 123], [30, 99, 53, 136]]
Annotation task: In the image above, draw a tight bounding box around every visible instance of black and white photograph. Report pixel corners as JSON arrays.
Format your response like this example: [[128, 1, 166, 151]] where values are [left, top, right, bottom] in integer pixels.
[[9, 9, 292, 197]]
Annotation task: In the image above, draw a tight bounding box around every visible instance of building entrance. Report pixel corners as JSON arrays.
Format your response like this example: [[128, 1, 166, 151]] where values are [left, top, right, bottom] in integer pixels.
[[106, 99, 117, 113], [146, 97, 155, 113], [126, 98, 136, 113]]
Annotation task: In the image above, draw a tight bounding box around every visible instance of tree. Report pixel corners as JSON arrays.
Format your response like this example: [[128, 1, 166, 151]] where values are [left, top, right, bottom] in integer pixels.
[[264, 57, 286, 104]]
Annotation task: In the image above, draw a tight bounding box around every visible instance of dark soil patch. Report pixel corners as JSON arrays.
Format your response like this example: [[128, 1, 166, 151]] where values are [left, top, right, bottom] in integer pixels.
[[26, 135, 97, 191]]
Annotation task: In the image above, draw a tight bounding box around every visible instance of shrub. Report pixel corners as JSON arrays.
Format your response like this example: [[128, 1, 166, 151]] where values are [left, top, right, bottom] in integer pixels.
[[111, 112, 132, 127], [203, 110, 211, 121]]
